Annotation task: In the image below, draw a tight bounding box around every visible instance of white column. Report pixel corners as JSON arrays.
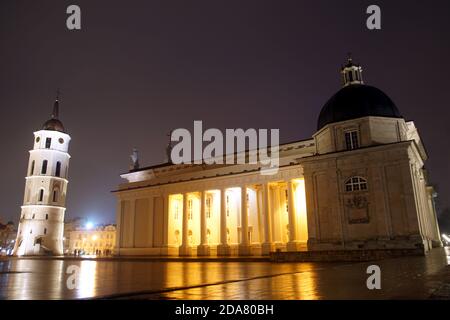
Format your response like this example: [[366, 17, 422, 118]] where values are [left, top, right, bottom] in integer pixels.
[[261, 183, 274, 255], [197, 191, 210, 256], [239, 186, 251, 255], [179, 193, 191, 256], [162, 194, 169, 248], [287, 180, 301, 251], [217, 188, 230, 256]]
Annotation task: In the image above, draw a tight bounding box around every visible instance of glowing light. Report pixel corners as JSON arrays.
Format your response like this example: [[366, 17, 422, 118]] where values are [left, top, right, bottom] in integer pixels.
[[442, 234, 450, 242], [92, 235, 98, 241], [85, 222, 94, 230]]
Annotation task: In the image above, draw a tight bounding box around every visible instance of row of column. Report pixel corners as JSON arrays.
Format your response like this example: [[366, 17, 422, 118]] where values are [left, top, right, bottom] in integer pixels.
[[178, 180, 302, 256]]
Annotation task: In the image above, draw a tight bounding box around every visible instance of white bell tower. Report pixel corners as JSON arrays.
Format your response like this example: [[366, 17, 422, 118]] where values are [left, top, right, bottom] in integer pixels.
[[13, 96, 71, 256]]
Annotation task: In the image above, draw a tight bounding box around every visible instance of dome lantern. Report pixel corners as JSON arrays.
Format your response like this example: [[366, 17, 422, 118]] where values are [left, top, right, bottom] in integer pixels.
[[341, 54, 364, 87], [317, 58, 403, 131]]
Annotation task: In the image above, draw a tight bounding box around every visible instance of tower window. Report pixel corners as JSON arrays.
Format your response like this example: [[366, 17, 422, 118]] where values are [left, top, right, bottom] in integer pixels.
[[39, 189, 44, 202], [348, 71, 353, 82], [45, 137, 51, 149], [53, 190, 58, 202], [30, 160, 35, 175], [345, 176, 368, 192], [44, 228, 47, 235], [32, 214, 35, 219], [45, 214, 49, 220], [345, 130, 359, 150], [41, 160, 48, 174], [55, 161, 61, 177]]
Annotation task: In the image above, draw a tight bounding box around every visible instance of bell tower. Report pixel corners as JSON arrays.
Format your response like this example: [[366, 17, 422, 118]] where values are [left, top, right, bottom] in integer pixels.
[[13, 95, 71, 256]]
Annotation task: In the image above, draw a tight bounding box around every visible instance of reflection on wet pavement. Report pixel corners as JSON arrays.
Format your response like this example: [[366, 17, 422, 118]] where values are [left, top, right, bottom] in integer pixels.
[[0, 248, 449, 300]]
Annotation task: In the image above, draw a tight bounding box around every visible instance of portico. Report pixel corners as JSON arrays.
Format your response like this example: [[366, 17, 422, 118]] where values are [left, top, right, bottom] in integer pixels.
[[114, 160, 310, 256]]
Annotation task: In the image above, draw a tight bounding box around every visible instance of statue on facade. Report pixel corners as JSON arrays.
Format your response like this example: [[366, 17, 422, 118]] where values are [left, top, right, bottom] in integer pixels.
[[130, 148, 140, 170]]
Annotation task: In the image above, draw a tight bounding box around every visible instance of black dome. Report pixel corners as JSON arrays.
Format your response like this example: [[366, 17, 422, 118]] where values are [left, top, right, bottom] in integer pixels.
[[42, 118, 65, 132], [317, 84, 402, 130]]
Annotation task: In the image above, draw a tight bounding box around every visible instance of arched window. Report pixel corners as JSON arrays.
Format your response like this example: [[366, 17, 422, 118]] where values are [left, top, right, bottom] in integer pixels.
[[55, 161, 61, 177], [345, 176, 368, 192], [30, 160, 35, 175], [39, 189, 44, 202], [41, 160, 48, 174], [45, 137, 51, 149], [53, 189, 58, 202]]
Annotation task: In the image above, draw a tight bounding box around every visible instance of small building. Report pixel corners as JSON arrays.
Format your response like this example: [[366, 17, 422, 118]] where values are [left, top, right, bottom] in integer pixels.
[[63, 217, 87, 254], [68, 224, 116, 256], [0, 222, 17, 255]]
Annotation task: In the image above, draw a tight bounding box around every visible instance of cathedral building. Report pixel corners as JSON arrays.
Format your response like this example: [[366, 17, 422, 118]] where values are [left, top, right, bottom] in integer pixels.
[[13, 98, 71, 256], [114, 59, 442, 257]]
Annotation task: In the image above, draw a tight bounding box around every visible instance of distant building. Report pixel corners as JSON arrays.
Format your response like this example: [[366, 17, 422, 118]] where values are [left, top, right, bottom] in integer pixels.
[[63, 217, 87, 254], [0, 222, 17, 255], [68, 224, 116, 256], [13, 97, 71, 256]]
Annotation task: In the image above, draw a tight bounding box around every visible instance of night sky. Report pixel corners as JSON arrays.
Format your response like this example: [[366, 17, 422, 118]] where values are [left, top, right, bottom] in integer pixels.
[[1, 0, 450, 225]]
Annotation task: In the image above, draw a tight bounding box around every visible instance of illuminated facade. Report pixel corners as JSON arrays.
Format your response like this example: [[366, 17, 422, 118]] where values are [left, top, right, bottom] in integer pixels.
[[114, 59, 442, 256], [13, 98, 71, 256], [68, 225, 116, 256]]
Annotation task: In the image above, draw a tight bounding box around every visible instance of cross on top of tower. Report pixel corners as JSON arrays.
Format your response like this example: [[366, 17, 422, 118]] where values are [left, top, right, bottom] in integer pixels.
[[52, 89, 60, 119], [42, 90, 65, 132]]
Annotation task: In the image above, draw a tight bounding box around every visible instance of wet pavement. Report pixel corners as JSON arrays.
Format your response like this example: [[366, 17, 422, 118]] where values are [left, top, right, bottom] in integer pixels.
[[0, 247, 449, 300]]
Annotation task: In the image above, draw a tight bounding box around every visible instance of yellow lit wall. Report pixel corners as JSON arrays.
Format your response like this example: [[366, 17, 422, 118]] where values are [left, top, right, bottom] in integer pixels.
[[168, 194, 183, 246], [206, 190, 221, 245], [294, 179, 308, 243]]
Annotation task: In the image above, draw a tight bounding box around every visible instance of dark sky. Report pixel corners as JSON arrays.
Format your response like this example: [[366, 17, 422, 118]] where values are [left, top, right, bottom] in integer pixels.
[[1, 0, 450, 225]]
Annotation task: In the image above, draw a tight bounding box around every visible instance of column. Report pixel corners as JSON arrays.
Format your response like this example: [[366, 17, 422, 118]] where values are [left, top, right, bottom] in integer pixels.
[[162, 194, 169, 247], [130, 199, 136, 248], [179, 193, 191, 256], [261, 183, 274, 255], [217, 188, 230, 256], [287, 180, 301, 251], [239, 186, 251, 255], [197, 191, 210, 256], [114, 200, 122, 255]]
